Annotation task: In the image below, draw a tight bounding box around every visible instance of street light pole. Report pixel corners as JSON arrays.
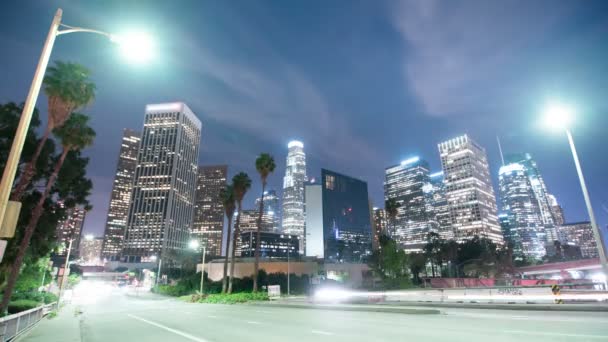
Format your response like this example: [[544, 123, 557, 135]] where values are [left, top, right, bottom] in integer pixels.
[[0, 9, 62, 230], [287, 248, 290, 296], [155, 258, 162, 287], [565, 129, 608, 280], [57, 238, 73, 304], [200, 245, 206, 294]]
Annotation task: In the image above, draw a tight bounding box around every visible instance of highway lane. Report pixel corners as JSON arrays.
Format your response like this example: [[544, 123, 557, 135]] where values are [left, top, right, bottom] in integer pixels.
[[22, 285, 608, 342]]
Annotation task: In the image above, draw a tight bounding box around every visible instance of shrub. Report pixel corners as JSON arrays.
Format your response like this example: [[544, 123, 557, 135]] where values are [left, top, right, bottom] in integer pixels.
[[199, 292, 269, 304], [42, 292, 58, 304], [11, 291, 58, 304], [7, 300, 40, 314]]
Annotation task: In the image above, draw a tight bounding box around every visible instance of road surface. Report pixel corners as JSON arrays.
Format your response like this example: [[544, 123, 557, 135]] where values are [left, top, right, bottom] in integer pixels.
[[21, 282, 608, 342]]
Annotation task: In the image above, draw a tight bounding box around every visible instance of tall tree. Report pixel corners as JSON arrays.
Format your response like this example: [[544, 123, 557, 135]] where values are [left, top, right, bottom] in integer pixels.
[[228, 172, 251, 294], [1, 103, 55, 187], [253, 153, 275, 292], [385, 198, 400, 237], [368, 234, 410, 289], [11, 62, 95, 201], [0, 113, 95, 314], [220, 185, 235, 294], [1, 103, 90, 287]]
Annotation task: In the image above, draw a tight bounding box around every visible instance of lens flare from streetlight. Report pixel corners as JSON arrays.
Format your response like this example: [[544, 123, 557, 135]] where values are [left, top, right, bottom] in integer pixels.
[[189, 240, 200, 250], [543, 103, 574, 131], [111, 31, 155, 64]]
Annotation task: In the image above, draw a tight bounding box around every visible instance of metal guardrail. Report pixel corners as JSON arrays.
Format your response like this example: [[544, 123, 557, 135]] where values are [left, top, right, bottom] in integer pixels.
[[0, 302, 57, 341]]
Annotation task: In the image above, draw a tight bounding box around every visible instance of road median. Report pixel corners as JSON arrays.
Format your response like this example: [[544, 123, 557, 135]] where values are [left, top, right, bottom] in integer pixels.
[[249, 301, 441, 315]]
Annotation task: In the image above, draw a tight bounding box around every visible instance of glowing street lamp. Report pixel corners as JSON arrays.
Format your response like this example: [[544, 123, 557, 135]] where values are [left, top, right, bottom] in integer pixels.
[[0, 8, 155, 238], [189, 239, 206, 294], [541, 102, 608, 283]]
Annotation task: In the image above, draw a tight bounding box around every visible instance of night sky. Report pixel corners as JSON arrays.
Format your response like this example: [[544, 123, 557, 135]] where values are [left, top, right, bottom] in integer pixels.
[[1, 1, 607, 242]]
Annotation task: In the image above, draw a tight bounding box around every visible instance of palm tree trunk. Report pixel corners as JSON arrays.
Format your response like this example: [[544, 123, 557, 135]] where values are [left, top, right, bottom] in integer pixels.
[[252, 182, 266, 292], [228, 202, 242, 294], [0, 147, 69, 314], [10, 126, 51, 201], [221, 216, 233, 294]]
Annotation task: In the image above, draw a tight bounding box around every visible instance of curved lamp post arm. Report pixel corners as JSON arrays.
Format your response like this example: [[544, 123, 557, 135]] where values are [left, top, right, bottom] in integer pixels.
[[57, 23, 114, 39]]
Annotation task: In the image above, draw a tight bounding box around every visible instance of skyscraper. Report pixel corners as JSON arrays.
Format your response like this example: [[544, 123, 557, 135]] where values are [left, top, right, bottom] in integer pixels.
[[193, 165, 227, 257], [498, 162, 546, 259], [438, 135, 503, 244], [305, 169, 372, 262], [80, 235, 104, 265], [423, 171, 453, 240], [255, 190, 280, 233], [281, 140, 307, 254], [384, 157, 437, 252], [56, 204, 86, 257], [547, 194, 565, 226], [101, 129, 140, 261], [505, 154, 555, 224], [559, 222, 598, 258], [122, 102, 201, 262]]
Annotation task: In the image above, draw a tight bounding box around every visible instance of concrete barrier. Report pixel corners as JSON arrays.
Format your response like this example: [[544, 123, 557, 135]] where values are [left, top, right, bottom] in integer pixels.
[[381, 286, 605, 304]]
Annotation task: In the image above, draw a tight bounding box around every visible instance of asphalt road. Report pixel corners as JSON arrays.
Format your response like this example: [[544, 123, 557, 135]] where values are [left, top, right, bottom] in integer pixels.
[[21, 282, 608, 342]]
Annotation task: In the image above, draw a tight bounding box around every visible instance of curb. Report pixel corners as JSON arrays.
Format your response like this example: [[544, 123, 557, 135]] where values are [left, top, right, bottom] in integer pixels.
[[249, 302, 441, 315], [379, 301, 608, 312]]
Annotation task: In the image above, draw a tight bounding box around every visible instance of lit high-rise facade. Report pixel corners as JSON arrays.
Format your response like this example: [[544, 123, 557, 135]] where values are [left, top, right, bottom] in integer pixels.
[[101, 129, 140, 261], [438, 135, 503, 244], [548, 194, 565, 226], [423, 171, 453, 240], [123, 102, 201, 262], [281, 140, 307, 254], [384, 157, 437, 252], [56, 204, 86, 257], [498, 163, 546, 259], [193, 165, 227, 257], [255, 190, 280, 233], [559, 222, 598, 258]]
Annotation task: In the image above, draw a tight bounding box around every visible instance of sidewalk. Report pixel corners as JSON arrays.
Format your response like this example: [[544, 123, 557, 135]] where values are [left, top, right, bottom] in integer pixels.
[[17, 303, 82, 342]]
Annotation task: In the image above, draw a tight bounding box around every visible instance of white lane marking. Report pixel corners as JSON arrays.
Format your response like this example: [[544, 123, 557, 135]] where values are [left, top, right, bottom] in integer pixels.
[[207, 315, 218, 318], [254, 310, 272, 314], [247, 321, 262, 324], [128, 314, 210, 342], [311, 330, 334, 336], [503, 329, 606, 339]]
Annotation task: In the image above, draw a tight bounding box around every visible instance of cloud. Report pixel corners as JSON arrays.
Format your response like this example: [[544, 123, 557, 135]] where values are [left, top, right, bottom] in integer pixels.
[[173, 31, 384, 169], [390, 0, 570, 116]]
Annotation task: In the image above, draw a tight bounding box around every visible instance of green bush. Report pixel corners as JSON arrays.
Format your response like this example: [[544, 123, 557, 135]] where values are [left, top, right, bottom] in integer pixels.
[[42, 292, 58, 304], [198, 292, 269, 304], [11, 291, 57, 304], [153, 284, 192, 297], [7, 300, 40, 314]]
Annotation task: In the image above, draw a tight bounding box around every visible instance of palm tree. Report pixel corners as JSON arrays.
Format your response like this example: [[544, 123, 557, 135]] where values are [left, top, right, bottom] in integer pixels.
[[220, 185, 235, 294], [11, 61, 96, 201], [0, 113, 95, 313], [252, 153, 275, 292], [385, 198, 400, 236], [228, 172, 251, 294]]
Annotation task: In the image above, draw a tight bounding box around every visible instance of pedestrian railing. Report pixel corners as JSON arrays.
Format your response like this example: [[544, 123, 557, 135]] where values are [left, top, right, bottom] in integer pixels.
[[0, 302, 57, 341]]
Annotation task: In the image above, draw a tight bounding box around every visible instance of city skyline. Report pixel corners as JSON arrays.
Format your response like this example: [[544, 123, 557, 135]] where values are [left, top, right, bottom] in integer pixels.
[[1, 2, 607, 244]]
